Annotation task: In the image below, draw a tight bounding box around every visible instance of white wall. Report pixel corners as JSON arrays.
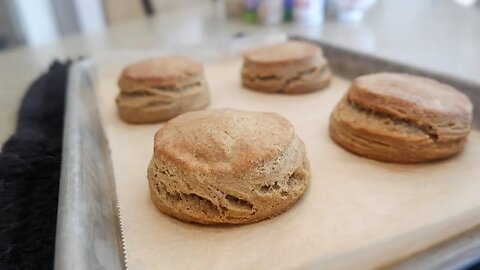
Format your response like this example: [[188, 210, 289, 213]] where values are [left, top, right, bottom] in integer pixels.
[[51, 0, 80, 36], [72, 0, 106, 33], [0, 0, 21, 48], [5, 0, 107, 48], [9, 0, 59, 46]]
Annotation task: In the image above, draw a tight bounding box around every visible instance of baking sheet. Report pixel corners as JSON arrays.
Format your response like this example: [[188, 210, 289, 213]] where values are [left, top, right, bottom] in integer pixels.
[[95, 53, 480, 269]]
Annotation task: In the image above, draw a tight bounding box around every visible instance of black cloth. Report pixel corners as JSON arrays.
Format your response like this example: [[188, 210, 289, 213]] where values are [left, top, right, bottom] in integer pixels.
[[0, 61, 71, 270]]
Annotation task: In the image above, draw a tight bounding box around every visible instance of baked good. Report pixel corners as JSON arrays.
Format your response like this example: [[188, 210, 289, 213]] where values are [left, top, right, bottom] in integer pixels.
[[147, 109, 310, 225], [329, 72, 473, 163], [241, 40, 331, 94], [116, 56, 210, 124]]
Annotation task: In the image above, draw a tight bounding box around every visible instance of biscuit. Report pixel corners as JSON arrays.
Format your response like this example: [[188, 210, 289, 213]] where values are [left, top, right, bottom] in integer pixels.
[[147, 109, 310, 225], [241, 41, 331, 94], [329, 72, 473, 163], [116, 56, 210, 124]]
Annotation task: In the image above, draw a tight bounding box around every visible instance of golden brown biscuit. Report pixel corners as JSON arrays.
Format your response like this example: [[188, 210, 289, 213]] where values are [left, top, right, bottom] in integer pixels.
[[241, 41, 331, 94], [329, 73, 473, 163], [147, 109, 310, 225], [116, 56, 210, 124]]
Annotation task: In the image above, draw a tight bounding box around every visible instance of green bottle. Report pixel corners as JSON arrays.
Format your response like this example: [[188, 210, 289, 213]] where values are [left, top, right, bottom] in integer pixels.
[[243, 0, 258, 24]]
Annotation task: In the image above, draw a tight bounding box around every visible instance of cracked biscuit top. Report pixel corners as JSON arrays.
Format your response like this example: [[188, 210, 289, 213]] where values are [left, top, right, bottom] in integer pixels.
[[329, 72, 473, 163], [154, 109, 294, 176], [119, 56, 203, 86], [348, 73, 473, 139], [241, 41, 331, 94], [148, 109, 310, 224], [243, 40, 324, 66], [115, 56, 210, 124]]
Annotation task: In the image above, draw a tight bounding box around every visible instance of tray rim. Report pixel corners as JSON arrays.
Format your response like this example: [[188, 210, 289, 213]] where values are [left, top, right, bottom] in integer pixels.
[[54, 60, 126, 270]]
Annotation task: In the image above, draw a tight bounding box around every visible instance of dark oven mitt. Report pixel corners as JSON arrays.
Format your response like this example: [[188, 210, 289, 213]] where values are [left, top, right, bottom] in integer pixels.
[[0, 61, 72, 270]]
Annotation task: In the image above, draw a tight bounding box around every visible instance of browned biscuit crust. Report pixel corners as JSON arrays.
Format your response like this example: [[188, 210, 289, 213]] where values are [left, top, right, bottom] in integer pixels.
[[116, 56, 210, 124], [241, 41, 331, 94], [148, 109, 310, 225], [120, 56, 203, 85], [329, 73, 473, 163]]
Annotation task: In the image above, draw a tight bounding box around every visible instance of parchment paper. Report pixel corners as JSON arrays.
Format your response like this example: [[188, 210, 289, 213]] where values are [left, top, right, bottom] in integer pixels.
[[96, 53, 480, 270]]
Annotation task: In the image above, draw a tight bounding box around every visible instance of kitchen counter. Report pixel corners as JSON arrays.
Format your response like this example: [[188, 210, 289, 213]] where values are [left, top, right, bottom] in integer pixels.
[[1, 0, 479, 144]]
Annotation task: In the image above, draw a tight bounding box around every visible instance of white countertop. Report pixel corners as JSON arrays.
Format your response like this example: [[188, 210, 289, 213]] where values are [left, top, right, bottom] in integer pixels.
[[1, 0, 479, 144]]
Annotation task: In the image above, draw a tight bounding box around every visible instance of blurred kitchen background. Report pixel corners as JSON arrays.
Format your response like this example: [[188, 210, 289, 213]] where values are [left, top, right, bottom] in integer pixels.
[[0, 0, 479, 51]]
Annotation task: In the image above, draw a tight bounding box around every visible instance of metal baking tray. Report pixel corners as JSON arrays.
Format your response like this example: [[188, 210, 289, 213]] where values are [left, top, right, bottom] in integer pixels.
[[54, 37, 480, 270]]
